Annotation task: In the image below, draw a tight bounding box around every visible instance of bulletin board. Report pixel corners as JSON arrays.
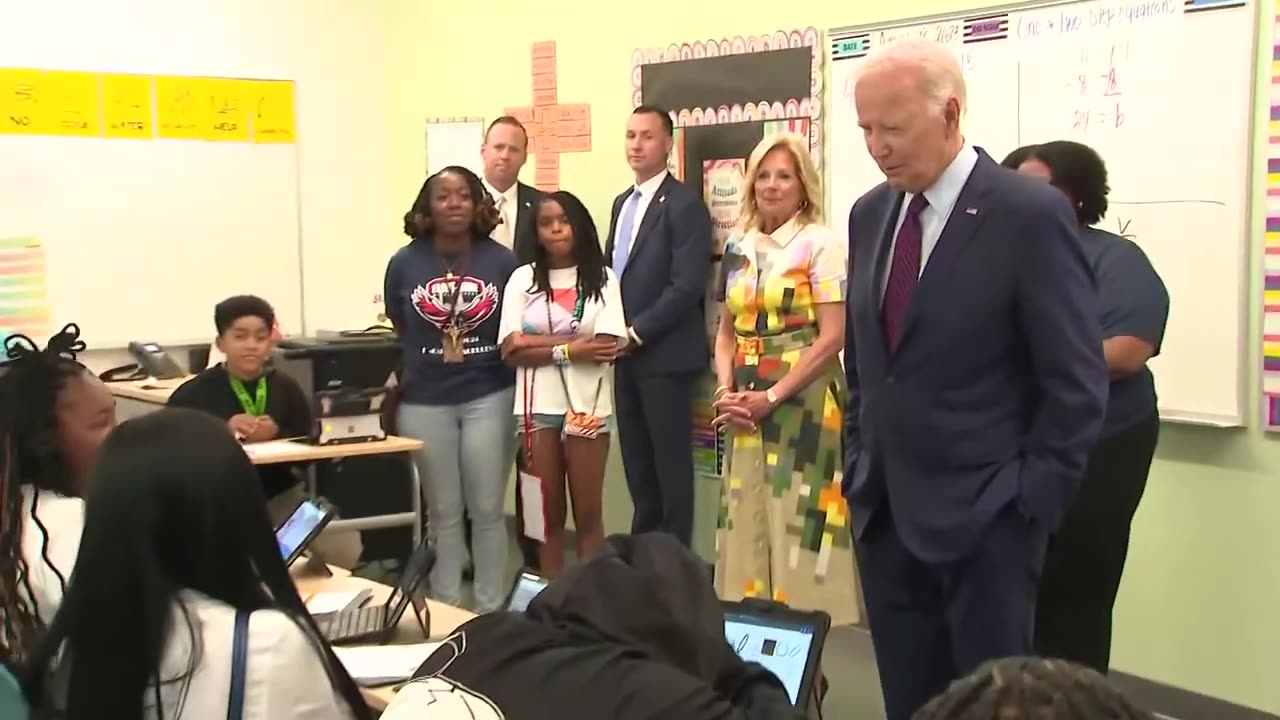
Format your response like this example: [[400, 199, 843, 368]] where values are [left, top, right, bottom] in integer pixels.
[[631, 27, 826, 477], [631, 28, 824, 209]]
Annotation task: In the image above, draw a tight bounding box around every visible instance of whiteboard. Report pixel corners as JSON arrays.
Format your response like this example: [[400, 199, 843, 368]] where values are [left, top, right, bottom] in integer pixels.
[[425, 119, 484, 177], [0, 132, 302, 348], [828, 0, 1256, 426]]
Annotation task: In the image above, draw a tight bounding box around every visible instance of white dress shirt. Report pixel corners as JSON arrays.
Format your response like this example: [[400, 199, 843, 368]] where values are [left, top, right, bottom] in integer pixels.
[[19, 486, 83, 623], [485, 179, 519, 250], [616, 169, 669, 259], [881, 145, 980, 299], [144, 591, 354, 720]]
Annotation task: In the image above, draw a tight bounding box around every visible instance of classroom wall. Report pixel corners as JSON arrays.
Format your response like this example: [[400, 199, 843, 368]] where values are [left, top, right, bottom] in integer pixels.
[[390, 0, 1279, 712], [0, 0, 403, 341]]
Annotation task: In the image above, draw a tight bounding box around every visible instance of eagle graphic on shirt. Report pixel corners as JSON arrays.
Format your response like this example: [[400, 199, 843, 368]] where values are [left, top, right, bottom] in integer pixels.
[[411, 274, 499, 334]]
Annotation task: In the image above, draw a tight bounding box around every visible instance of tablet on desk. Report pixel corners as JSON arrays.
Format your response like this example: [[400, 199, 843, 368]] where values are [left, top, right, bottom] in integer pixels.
[[503, 570, 549, 612], [722, 600, 829, 708], [275, 498, 335, 566]]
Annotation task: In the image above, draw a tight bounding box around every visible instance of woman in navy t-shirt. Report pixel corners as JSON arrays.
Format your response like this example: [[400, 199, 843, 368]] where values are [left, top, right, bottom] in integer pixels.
[[384, 166, 517, 613], [1003, 142, 1169, 675]]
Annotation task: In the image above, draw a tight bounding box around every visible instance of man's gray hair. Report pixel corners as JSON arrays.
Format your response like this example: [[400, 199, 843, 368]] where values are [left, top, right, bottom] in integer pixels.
[[857, 38, 967, 117]]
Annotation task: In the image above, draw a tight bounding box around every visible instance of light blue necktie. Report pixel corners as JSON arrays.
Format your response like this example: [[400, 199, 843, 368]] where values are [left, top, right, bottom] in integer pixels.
[[612, 189, 641, 276]]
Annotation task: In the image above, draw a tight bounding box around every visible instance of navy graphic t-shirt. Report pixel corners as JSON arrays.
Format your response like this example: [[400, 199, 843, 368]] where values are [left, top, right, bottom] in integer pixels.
[[384, 236, 517, 406]]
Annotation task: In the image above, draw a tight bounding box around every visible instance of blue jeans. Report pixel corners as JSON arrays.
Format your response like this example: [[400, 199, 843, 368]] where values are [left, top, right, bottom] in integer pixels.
[[399, 386, 515, 613]]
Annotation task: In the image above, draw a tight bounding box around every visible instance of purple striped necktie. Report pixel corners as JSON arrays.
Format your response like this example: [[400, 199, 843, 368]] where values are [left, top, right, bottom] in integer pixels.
[[882, 193, 929, 352]]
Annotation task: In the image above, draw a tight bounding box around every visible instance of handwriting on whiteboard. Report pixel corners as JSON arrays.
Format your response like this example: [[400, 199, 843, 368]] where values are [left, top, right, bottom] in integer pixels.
[[873, 22, 963, 47], [1068, 43, 1129, 134], [1107, 199, 1231, 241], [1017, 0, 1177, 37]]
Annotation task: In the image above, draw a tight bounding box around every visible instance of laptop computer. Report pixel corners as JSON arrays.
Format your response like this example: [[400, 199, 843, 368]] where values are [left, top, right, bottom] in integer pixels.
[[311, 386, 388, 446], [317, 539, 435, 645], [274, 498, 335, 566], [722, 599, 830, 709], [503, 570, 550, 612]]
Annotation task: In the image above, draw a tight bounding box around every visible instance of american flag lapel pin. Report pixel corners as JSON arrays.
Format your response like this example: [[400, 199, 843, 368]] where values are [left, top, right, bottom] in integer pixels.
[[964, 207, 978, 215]]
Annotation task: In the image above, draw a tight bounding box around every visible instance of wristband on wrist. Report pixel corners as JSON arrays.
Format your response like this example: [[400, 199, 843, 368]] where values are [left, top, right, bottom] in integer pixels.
[[552, 344, 571, 366]]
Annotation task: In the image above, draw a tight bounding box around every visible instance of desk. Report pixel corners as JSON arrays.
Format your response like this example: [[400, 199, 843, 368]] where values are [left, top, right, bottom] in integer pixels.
[[243, 436, 422, 465], [105, 376, 192, 404], [294, 568, 477, 712], [246, 437, 425, 547], [106, 376, 193, 419]]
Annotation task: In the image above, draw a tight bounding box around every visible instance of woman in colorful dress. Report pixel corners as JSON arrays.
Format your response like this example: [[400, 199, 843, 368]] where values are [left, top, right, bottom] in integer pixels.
[[712, 132, 859, 625]]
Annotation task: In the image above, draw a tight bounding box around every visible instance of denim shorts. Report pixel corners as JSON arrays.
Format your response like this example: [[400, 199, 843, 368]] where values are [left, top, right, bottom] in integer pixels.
[[517, 413, 615, 436]]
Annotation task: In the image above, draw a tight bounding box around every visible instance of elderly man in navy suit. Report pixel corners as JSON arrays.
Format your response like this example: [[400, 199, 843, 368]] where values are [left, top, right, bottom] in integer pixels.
[[843, 39, 1107, 720], [605, 105, 712, 547]]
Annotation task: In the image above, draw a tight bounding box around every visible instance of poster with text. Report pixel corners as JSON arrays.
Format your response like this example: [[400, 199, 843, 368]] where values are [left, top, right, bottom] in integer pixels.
[[703, 158, 745, 256]]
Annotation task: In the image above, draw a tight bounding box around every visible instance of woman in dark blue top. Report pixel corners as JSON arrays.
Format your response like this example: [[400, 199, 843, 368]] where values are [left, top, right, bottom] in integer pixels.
[[384, 166, 518, 613], [1003, 142, 1169, 674]]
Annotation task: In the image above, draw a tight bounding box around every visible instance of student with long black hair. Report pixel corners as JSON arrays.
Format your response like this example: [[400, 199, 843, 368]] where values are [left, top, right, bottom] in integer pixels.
[[22, 408, 370, 720], [498, 190, 624, 576], [0, 323, 115, 664]]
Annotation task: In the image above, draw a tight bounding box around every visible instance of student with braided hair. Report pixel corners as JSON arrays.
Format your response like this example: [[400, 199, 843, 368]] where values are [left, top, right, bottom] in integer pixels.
[[0, 323, 116, 662], [913, 657, 1155, 720]]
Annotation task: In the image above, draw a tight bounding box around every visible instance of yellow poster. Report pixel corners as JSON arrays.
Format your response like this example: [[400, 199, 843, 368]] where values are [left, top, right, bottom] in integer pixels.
[[201, 77, 249, 142], [154, 75, 206, 140], [247, 80, 296, 143], [41, 71, 100, 137], [0, 68, 44, 135], [102, 74, 152, 139]]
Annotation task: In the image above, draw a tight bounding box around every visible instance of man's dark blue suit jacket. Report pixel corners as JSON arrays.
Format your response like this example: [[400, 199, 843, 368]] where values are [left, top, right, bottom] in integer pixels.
[[843, 150, 1108, 564], [604, 174, 711, 374]]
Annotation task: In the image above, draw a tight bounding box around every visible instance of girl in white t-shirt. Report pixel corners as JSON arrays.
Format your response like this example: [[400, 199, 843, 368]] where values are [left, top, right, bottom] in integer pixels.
[[498, 191, 626, 576]]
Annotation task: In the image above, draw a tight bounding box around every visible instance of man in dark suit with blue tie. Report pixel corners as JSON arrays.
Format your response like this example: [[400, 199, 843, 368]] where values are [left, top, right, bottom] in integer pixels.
[[605, 105, 712, 546], [843, 40, 1108, 720]]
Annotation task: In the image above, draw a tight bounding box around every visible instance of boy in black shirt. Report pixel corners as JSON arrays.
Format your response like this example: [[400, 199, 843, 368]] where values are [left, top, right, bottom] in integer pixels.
[[169, 295, 362, 568]]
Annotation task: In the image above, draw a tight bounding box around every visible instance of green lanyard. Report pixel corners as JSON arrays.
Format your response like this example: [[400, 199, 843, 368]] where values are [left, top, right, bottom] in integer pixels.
[[229, 376, 267, 416]]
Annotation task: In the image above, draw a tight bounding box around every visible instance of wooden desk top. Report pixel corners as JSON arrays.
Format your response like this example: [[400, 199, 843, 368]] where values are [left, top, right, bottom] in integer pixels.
[[293, 567, 477, 711], [244, 435, 423, 465], [105, 376, 194, 404]]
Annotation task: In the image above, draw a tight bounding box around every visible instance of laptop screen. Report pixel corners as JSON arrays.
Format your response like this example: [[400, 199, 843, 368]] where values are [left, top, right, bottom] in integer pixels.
[[275, 500, 327, 561], [723, 611, 816, 704]]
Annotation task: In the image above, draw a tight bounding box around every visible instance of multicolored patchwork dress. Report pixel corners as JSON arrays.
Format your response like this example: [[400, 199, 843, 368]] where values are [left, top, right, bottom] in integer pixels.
[[714, 218, 860, 626]]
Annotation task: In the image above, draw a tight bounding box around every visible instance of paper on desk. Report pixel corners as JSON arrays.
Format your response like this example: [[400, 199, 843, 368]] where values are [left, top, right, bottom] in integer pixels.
[[305, 589, 368, 615], [332, 642, 444, 685], [241, 440, 300, 460]]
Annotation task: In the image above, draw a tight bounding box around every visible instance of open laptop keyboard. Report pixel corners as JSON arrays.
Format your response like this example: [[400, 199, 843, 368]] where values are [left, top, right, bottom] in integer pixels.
[[321, 604, 385, 641]]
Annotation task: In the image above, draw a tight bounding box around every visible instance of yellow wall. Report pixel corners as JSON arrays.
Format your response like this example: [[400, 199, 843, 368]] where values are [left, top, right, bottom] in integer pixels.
[[388, 0, 1279, 712]]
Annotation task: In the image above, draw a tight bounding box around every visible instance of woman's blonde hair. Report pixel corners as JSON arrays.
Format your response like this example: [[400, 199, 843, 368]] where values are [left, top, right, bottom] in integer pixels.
[[737, 132, 823, 232]]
